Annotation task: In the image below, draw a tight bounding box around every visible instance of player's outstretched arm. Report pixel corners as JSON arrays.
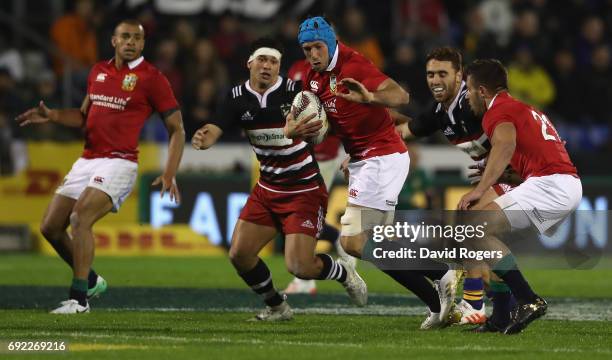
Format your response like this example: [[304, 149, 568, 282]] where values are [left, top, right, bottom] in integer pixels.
[[152, 108, 185, 204], [15, 98, 87, 128], [338, 78, 409, 108], [191, 123, 223, 150]]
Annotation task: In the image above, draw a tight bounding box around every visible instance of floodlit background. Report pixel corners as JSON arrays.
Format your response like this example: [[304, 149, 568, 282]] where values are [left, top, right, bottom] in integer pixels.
[[0, 1, 611, 358], [0, 0, 609, 254]]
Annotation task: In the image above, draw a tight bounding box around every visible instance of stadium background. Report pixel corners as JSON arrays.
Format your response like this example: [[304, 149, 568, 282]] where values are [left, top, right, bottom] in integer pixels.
[[0, 0, 611, 358], [1, 0, 610, 253]]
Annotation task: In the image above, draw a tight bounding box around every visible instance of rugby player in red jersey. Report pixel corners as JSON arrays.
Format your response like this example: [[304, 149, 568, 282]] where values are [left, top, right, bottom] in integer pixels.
[[285, 17, 460, 329], [16, 20, 185, 314], [397, 47, 523, 326], [191, 38, 367, 321], [459, 59, 582, 334]]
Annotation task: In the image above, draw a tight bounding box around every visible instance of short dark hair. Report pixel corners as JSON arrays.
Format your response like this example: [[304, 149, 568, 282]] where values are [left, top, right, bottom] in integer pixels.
[[114, 19, 145, 35], [249, 37, 283, 55], [426, 47, 463, 72], [465, 59, 508, 92]]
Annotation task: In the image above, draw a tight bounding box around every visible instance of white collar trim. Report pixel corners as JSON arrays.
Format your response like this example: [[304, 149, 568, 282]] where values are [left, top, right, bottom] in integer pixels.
[[488, 93, 500, 110], [107, 56, 145, 69], [325, 44, 339, 72], [128, 56, 144, 69], [245, 76, 283, 108], [446, 81, 466, 124]]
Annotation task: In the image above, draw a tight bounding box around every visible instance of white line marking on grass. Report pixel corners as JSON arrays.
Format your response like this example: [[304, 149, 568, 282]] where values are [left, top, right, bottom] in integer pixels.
[[29, 331, 192, 343], [20, 331, 612, 354], [206, 337, 364, 349], [105, 301, 612, 322], [25, 331, 363, 349], [409, 345, 612, 355]]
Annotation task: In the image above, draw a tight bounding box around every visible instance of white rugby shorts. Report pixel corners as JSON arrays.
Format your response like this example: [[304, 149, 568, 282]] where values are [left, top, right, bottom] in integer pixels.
[[494, 174, 582, 235], [56, 157, 138, 212], [346, 151, 410, 211]]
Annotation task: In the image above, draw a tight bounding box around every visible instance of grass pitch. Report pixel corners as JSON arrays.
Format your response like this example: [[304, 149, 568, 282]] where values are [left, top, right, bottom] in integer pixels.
[[1, 255, 611, 359]]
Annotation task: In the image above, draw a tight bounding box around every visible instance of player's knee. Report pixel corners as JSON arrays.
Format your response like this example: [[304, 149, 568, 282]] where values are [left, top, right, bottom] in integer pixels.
[[69, 211, 83, 232], [462, 210, 506, 237], [340, 207, 362, 237], [40, 222, 61, 242], [228, 247, 241, 265], [228, 247, 253, 270], [339, 207, 364, 257]]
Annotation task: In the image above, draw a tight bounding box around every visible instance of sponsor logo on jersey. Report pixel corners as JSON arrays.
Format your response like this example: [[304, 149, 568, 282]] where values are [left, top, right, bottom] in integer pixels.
[[246, 128, 293, 146], [96, 73, 107, 82], [443, 126, 455, 136], [90, 94, 129, 111], [386, 200, 397, 206], [349, 188, 359, 198], [121, 73, 138, 91], [310, 80, 319, 92], [93, 176, 104, 184], [241, 111, 253, 121], [329, 73, 337, 94], [280, 103, 292, 118], [323, 98, 337, 113], [301, 219, 315, 229]]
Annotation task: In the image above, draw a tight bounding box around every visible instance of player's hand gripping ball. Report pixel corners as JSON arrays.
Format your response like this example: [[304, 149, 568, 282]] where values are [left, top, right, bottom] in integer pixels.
[[291, 90, 328, 144]]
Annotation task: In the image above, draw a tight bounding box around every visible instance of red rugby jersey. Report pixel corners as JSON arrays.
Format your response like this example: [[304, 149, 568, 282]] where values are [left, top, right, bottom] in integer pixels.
[[83, 57, 178, 162], [302, 42, 406, 160], [482, 92, 578, 179]]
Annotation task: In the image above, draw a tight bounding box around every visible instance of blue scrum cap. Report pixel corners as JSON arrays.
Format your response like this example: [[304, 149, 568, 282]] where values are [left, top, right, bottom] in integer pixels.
[[298, 16, 337, 59]]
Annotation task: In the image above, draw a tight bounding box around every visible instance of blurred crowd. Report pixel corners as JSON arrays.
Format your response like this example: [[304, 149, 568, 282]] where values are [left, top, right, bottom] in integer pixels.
[[0, 0, 611, 175]]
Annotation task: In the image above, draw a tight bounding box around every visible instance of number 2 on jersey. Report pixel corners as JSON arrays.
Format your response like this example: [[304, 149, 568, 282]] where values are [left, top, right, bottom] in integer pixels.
[[531, 110, 561, 142]]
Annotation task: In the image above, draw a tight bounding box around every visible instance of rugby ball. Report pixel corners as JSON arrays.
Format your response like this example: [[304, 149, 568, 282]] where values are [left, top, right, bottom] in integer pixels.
[[291, 90, 328, 144]]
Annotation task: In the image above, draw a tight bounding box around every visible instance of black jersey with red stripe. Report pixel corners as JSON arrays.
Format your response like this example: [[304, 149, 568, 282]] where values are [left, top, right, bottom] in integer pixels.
[[212, 77, 323, 192], [409, 81, 490, 160]]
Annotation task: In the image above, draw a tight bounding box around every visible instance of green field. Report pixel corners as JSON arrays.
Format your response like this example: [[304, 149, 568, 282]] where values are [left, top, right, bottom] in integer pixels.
[[1, 255, 612, 359]]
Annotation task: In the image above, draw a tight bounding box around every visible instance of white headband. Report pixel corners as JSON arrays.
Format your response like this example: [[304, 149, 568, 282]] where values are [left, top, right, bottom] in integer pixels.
[[247, 47, 282, 63]]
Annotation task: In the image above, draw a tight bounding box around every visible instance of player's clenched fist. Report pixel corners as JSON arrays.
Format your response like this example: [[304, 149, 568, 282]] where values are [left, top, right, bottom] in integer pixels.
[[191, 124, 217, 150], [283, 108, 321, 140]]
